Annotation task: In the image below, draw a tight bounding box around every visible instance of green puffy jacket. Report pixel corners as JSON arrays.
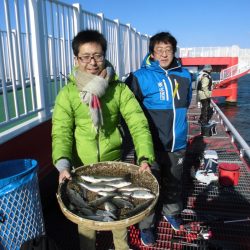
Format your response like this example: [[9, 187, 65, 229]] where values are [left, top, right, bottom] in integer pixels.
[[52, 75, 155, 167]]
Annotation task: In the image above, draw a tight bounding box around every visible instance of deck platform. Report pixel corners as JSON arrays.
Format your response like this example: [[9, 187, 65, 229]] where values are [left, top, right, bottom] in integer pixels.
[[42, 97, 250, 250]]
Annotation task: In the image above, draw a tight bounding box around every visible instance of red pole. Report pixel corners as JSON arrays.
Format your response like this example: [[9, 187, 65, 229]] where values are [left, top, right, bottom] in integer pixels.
[[225, 80, 238, 103]]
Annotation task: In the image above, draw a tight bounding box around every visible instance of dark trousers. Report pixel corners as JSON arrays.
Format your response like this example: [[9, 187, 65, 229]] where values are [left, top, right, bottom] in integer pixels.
[[139, 150, 185, 230], [199, 98, 211, 125]]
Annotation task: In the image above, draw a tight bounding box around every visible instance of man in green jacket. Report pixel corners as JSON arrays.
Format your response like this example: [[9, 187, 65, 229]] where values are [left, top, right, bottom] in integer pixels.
[[52, 30, 155, 250]]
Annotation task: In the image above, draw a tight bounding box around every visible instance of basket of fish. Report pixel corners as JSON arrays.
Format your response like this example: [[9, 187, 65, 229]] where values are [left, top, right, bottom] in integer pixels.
[[57, 161, 159, 230]]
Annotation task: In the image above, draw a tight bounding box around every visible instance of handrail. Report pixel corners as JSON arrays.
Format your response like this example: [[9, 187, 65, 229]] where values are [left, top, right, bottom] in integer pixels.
[[219, 63, 250, 82], [1, 0, 250, 145], [212, 100, 250, 161], [179, 46, 250, 59], [0, 0, 150, 144]]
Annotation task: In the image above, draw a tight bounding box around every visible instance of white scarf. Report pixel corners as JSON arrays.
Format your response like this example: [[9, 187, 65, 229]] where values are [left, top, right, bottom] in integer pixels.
[[75, 64, 114, 129]]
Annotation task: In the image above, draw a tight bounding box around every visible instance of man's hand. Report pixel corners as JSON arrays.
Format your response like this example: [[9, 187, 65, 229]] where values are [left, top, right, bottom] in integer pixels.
[[59, 169, 72, 183], [139, 161, 151, 173]]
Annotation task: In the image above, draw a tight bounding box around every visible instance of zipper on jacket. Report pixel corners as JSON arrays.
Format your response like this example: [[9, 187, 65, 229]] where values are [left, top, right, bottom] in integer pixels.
[[97, 128, 100, 162]]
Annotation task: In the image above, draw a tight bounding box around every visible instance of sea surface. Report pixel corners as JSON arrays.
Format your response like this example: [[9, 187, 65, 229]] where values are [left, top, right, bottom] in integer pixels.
[[216, 74, 250, 146]]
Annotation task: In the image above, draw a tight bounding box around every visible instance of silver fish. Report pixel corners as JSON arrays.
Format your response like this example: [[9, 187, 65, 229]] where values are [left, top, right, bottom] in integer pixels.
[[77, 180, 117, 192], [81, 175, 125, 183], [118, 186, 151, 192], [97, 191, 119, 197], [99, 179, 132, 188], [121, 190, 155, 199]]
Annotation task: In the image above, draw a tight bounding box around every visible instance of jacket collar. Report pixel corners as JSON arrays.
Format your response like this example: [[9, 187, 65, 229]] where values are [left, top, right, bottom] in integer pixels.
[[142, 53, 181, 73]]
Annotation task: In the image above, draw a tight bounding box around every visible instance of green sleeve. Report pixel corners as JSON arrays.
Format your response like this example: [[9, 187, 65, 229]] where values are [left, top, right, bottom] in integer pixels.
[[52, 86, 75, 165]]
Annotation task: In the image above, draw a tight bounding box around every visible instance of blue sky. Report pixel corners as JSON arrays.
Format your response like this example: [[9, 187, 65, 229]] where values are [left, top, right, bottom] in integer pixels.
[[61, 0, 250, 48]]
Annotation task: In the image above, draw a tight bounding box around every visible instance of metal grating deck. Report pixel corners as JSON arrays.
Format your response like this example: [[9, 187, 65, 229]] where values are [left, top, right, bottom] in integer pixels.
[[95, 97, 250, 250], [42, 95, 250, 250]]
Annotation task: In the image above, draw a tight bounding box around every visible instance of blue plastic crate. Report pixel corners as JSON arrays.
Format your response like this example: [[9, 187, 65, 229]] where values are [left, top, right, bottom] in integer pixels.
[[0, 159, 45, 250]]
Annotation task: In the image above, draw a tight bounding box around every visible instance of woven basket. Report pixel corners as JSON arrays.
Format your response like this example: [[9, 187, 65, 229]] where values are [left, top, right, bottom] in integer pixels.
[[57, 161, 159, 230]]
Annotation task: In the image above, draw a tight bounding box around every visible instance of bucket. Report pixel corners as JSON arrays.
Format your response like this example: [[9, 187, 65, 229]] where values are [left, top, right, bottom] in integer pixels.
[[0, 159, 45, 250], [218, 163, 240, 186]]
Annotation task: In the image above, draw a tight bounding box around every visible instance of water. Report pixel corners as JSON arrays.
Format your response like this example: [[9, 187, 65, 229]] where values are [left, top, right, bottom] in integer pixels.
[[217, 74, 250, 146]]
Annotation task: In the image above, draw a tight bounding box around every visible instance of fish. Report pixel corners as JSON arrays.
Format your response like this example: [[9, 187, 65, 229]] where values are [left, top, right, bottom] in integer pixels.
[[97, 191, 119, 197], [99, 179, 132, 188], [121, 190, 155, 199], [66, 183, 90, 208], [118, 186, 151, 192], [77, 180, 117, 192], [88, 194, 115, 207], [77, 207, 95, 216], [111, 197, 134, 209], [96, 209, 117, 220], [81, 175, 126, 183], [122, 199, 153, 218], [104, 201, 117, 213], [67, 202, 94, 216]]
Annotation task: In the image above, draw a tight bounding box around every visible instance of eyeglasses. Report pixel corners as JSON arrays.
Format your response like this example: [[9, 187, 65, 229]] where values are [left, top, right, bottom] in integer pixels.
[[78, 54, 104, 63], [154, 48, 173, 56]]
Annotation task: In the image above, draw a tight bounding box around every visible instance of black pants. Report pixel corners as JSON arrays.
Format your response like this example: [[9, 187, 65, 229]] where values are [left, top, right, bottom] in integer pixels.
[[139, 150, 185, 230], [199, 98, 212, 125]]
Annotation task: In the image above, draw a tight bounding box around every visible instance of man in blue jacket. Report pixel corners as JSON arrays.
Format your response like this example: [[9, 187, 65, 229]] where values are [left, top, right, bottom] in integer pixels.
[[126, 32, 192, 246]]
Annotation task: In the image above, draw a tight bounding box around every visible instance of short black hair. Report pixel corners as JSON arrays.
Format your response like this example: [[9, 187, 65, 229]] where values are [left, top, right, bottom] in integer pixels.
[[149, 32, 177, 54], [72, 30, 107, 56]]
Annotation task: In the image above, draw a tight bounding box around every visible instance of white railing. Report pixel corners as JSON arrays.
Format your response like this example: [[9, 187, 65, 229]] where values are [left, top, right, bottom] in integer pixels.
[[180, 46, 250, 66], [1, 0, 250, 144], [181, 46, 250, 86], [180, 46, 243, 58], [212, 100, 250, 162], [0, 0, 150, 144], [219, 63, 250, 82]]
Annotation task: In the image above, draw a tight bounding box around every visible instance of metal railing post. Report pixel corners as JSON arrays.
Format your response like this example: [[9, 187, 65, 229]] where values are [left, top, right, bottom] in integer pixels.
[[0, 29, 9, 121], [97, 13, 105, 35], [28, 0, 50, 119], [114, 19, 121, 78], [73, 3, 82, 35], [14, 0, 28, 113], [137, 32, 142, 69], [127, 23, 132, 73], [4, 0, 19, 117]]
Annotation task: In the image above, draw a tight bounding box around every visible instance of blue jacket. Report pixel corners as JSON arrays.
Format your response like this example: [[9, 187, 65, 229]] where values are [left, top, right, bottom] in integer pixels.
[[126, 54, 192, 152]]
